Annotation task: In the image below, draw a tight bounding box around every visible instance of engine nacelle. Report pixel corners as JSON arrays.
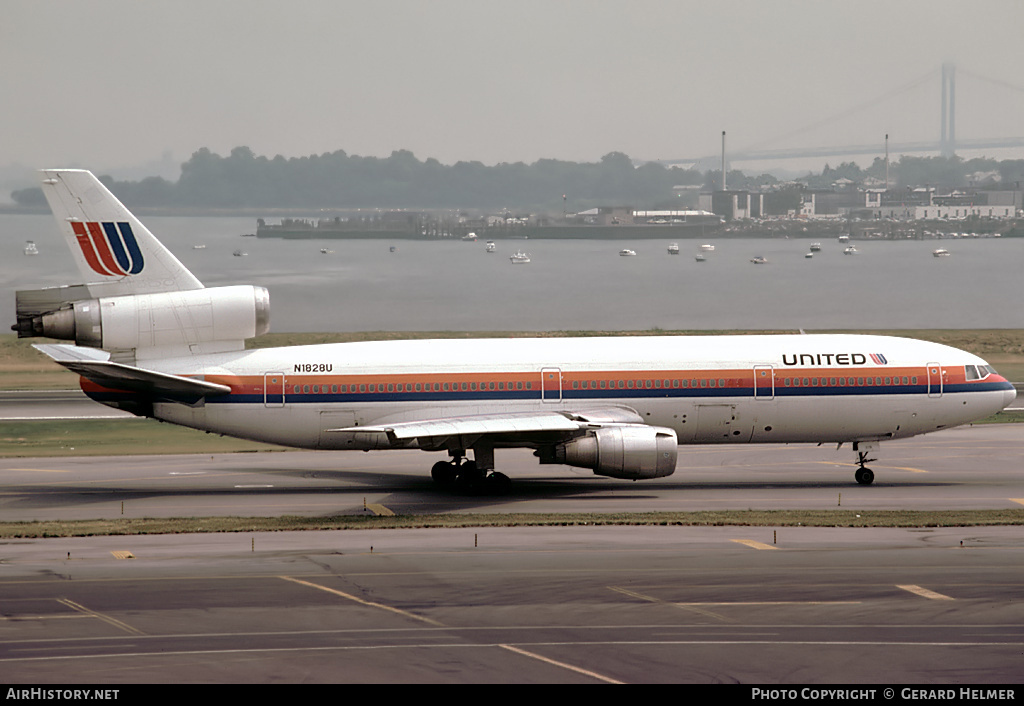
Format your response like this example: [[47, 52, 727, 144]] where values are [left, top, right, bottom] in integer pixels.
[[547, 426, 678, 480], [15, 285, 270, 353]]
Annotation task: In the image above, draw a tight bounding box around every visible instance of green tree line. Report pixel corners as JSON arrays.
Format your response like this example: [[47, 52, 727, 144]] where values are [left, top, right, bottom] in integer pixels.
[[12, 147, 704, 212], [11, 148, 1024, 212]]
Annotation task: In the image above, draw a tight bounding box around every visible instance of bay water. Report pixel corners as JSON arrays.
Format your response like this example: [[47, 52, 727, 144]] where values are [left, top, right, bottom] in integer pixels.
[[3, 214, 1021, 334]]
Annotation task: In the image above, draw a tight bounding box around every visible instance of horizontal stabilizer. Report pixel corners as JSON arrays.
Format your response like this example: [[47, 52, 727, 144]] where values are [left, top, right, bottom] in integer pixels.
[[33, 343, 230, 404]]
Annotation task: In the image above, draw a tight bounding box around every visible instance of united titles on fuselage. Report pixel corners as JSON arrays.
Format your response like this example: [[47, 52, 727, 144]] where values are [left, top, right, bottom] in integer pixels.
[[782, 353, 871, 367]]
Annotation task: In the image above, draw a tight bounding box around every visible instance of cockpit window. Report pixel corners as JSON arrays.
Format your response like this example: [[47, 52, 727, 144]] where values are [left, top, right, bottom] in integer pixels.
[[967, 364, 996, 380]]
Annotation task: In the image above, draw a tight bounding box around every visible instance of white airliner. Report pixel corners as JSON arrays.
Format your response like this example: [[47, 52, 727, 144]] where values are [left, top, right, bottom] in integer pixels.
[[14, 170, 1016, 491]]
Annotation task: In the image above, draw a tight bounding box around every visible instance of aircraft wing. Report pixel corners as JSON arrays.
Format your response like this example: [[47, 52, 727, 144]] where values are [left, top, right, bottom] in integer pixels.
[[330, 406, 646, 446], [373, 411, 581, 441], [33, 343, 231, 405]]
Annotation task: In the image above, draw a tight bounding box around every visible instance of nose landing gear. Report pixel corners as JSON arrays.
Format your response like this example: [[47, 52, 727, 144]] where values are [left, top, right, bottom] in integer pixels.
[[853, 441, 876, 485]]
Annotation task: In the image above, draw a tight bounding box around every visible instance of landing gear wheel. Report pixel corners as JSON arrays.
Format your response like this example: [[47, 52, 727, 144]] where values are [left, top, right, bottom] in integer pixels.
[[855, 467, 875, 485], [485, 471, 511, 495], [431, 460, 458, 487], [455, 460, 484, 489], [431, 454, 511, 495]]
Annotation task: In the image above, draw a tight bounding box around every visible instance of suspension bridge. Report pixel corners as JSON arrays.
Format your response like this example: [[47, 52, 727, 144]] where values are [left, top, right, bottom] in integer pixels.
[[661, 64, 1024, 170]]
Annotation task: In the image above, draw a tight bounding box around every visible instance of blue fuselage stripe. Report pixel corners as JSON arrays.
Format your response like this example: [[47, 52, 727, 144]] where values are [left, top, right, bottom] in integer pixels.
[[85, 380, 1013, 405]]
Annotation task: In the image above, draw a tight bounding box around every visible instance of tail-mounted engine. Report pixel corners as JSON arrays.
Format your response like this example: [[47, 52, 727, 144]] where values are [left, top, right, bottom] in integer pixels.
[[540, 425, 678, 480], [13, 284, 270, 356]]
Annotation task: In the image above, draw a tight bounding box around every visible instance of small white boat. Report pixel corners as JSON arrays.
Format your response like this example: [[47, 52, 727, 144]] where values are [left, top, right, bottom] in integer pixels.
[[667, 243, 679, 255], [695, 254, 707, 262], [933, 248, 950, 257], [750, 256, 767, 264], [805, 252, 814, 258], [192, 244, 206, 250], [233, 249, 247, 257], [23, 241, 38, 256], [509, 251, 530, 264], [619, 249, 637, 257], [486, 241, 496, 253], [839, 234, 850, 243], [810, 242, 821, 252], [700, 243, 715, 251], [390, 245, 397, 253], [843, 246, 858, 255], [462, 232, 478, 241], [320, 248, 333, 254]]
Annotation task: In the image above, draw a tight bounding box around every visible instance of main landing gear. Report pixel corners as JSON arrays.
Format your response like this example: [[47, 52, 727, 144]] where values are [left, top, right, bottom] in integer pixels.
[[853, 441, 876, 485], [430, 449, 511, 494]]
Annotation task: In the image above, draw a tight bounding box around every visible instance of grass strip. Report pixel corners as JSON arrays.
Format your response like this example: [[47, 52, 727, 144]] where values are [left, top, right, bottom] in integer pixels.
[[0, 418, 287, 457], [3, 509, 1023, 538]]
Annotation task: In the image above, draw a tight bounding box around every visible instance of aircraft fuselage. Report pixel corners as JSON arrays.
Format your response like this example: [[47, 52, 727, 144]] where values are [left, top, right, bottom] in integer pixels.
[[82, 334, 1015, 452]]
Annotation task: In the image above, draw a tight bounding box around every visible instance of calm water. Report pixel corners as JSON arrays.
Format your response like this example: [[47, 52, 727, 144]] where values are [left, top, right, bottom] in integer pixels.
[[3, 213, 1022, 333]]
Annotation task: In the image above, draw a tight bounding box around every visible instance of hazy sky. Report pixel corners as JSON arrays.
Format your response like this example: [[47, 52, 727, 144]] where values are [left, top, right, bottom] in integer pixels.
[[3, 0, 1024, 178]]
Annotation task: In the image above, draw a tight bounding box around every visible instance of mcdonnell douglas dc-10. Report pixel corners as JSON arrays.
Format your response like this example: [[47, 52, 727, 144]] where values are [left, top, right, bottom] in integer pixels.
[[13, 170, 1016, 491]]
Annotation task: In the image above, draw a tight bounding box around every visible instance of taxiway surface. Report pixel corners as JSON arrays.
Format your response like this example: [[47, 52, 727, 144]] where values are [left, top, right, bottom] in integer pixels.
[[1, 424, 1022, 520], [0, 424, 1021, 684]]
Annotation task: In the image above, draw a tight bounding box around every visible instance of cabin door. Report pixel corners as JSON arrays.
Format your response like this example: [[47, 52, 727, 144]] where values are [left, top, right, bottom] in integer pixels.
[[927, 363, 944, 398], [264, 372, 286, 408], [753, 365, 775, 400], [541, 368, 562, 403]]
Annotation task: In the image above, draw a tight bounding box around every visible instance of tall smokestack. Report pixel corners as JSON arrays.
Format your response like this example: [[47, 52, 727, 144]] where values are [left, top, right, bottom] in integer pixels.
[[949, 67, 956, 155], [721, 131, 726, 192], [885, 134, 889, 189]]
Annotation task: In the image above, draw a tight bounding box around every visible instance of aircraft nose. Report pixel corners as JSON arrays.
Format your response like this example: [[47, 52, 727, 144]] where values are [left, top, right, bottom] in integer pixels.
[[1004, 385, 1018, 410]]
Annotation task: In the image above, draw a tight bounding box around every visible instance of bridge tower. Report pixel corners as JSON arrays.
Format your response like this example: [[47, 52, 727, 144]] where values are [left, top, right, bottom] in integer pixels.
[[941, 63, 957, 157]]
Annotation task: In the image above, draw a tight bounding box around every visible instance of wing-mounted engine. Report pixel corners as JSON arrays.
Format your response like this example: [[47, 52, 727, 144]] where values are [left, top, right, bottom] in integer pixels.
[[540, 425, 678, 480], [13, 284, 270, 361]]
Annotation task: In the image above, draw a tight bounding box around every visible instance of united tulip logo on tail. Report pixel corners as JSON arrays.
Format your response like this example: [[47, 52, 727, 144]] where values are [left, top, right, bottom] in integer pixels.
[[71, 221, 145, 276]]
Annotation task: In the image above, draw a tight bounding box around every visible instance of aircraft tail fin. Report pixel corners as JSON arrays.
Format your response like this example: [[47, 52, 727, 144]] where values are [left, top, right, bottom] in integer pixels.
[[14, 170, 268, 361], [38, 169, 203, 295]]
